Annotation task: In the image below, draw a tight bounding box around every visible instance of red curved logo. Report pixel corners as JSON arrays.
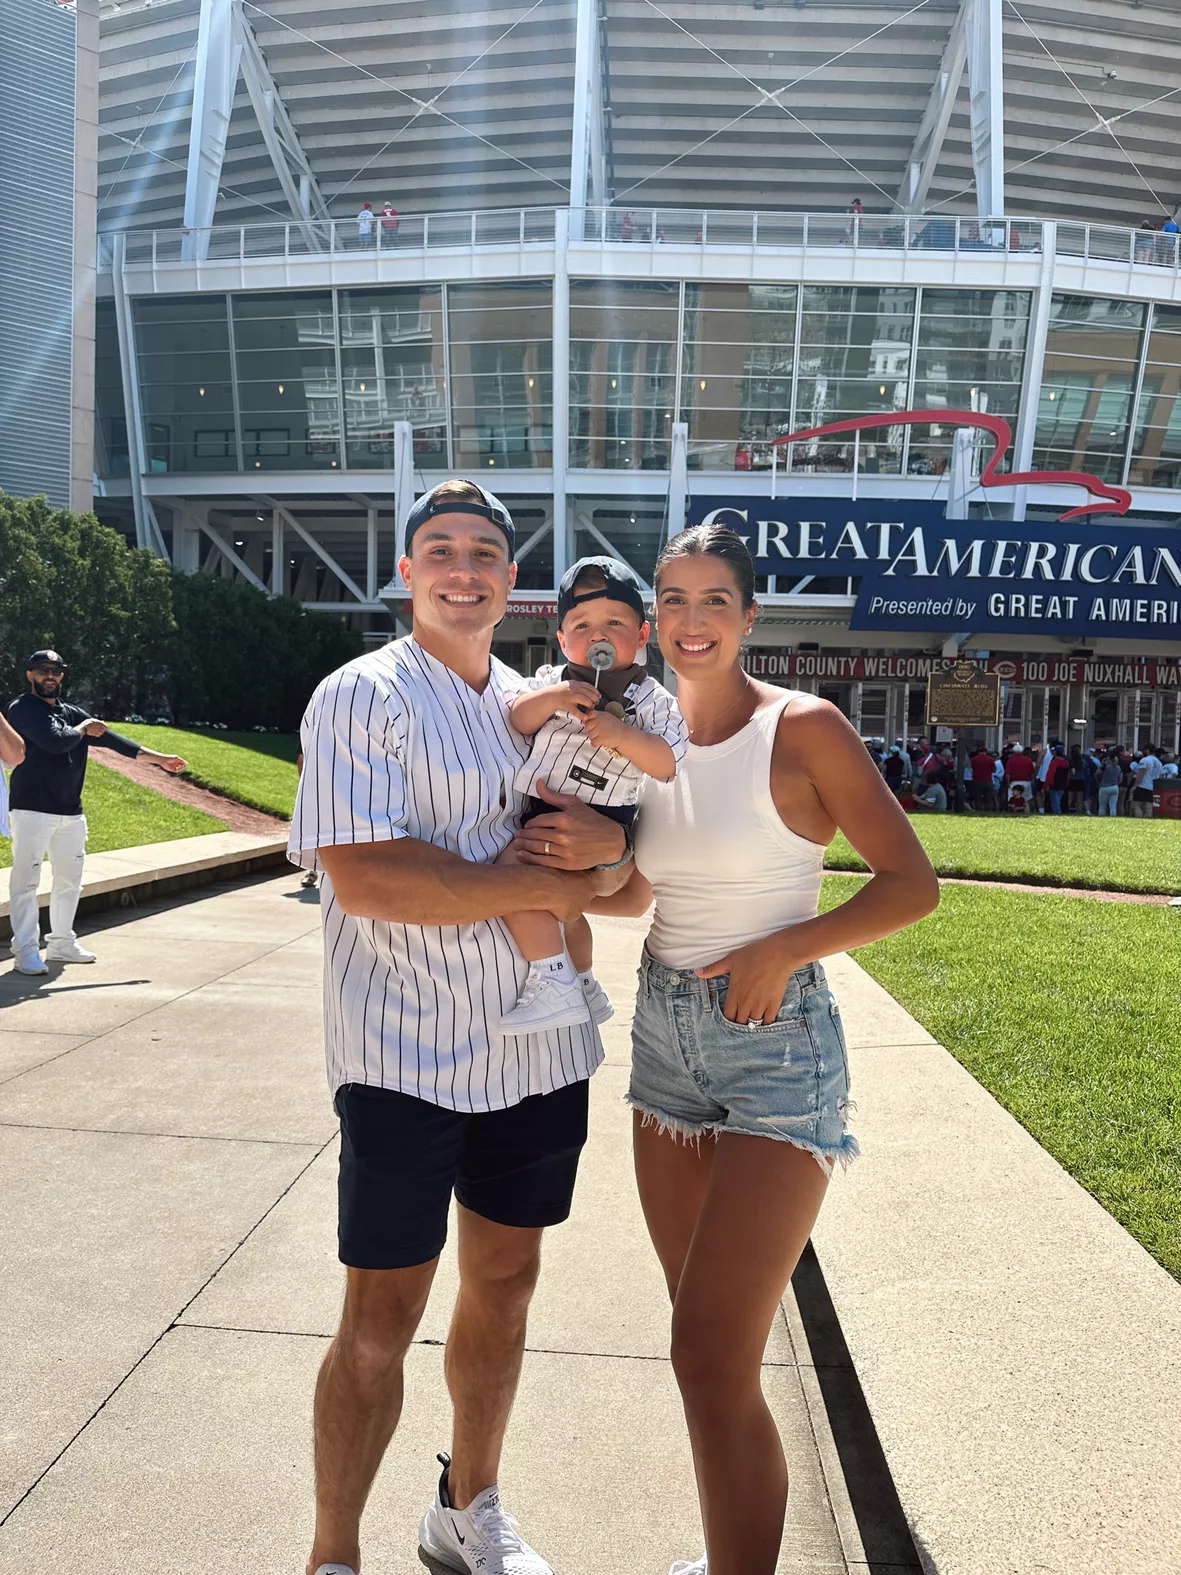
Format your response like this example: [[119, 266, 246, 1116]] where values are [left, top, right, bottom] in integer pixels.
[[772, 409, 1133, 523]]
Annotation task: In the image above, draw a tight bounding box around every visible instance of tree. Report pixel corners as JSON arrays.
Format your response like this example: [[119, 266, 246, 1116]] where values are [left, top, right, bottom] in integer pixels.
[[0, 492, 361, 728]]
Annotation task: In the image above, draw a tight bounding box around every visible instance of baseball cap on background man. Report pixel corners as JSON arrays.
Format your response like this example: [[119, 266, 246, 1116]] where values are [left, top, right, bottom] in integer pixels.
[[556, 556, 648, 625], [27, 650, 67, 670], [403, 481, 515, 557]]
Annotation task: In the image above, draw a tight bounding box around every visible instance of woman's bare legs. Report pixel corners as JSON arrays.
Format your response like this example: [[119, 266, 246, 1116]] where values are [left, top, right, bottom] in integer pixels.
[[633, 1116, 830, 1575]]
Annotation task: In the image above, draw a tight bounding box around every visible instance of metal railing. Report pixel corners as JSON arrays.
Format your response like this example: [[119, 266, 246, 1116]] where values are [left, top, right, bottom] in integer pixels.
[[1056, 221, 1181, 270], [96, 206, 1181, 274]]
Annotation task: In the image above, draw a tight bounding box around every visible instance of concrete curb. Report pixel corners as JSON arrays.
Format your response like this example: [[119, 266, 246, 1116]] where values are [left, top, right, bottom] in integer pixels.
[[0, 832, 290, 944]]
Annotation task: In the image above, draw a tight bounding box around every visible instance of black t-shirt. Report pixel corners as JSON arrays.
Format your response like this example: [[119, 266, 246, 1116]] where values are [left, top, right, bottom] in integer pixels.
[[7, 695, 141, 817]]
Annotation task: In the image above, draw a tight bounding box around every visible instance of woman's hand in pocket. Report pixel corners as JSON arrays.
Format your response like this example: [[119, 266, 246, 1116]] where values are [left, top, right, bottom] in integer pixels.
[[695, 931, 803, 1025]]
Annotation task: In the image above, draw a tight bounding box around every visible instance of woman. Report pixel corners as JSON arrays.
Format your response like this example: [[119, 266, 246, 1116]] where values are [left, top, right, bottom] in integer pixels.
[[592, 524, 939, 1575]]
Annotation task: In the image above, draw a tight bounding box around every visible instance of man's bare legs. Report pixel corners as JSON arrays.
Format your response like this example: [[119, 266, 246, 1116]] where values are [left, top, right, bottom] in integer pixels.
[[445, 1205, 544, 1506], [633, 1117, 830, 1575], [307, 1260, 438, 1573], [307, 1208, 547, 1571]]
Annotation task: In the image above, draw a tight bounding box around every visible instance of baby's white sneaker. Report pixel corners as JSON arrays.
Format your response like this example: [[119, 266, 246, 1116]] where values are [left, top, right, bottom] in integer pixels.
[[668, 1559, 708, 1575], [578, 970, 615, 1025], [499, 969, 591, 1034], [419, 1452, 553, 1575]]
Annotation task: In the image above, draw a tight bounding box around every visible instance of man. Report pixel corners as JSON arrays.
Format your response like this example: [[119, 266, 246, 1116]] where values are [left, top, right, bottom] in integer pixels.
[[1132, 744, 1164, 817], [1003, 742, 1034, 807], [356, 201, 374, 246], [6, 651, 186, 975], [969, 740, 997, 812], [379, 200, 399, 245], [913, 771, 947, 812], [289, 480, 631, 1575]]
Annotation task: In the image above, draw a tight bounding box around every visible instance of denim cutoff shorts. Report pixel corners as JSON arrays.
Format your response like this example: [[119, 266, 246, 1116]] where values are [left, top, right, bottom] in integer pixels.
[[627, 953, 859, 1174]]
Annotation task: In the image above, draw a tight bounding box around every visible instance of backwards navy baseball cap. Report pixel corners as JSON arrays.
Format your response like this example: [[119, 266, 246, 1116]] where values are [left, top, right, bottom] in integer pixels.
[[403, 480, 515, 557], [557, 555, 648, 625]]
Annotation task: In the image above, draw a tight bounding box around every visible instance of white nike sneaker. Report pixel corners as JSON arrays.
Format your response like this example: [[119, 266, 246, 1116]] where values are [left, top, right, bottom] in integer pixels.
[[311, 1565, 358, 1574], [498, 971, 591, 1034], [419, 1452, 553, 1575], [13, 951, 49, 976], [45, 940, 97, 963], [578, 971, 615, 1026], [669, 1559, 708, 1575]]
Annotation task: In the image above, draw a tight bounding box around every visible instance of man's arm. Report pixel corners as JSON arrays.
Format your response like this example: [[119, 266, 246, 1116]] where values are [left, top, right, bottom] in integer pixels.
[[9, 702, 87, 755], [320, 835, 628, 925]]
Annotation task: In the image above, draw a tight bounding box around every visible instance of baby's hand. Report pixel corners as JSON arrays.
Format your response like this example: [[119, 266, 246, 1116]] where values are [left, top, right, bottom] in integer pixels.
[[549, 680, 602, 718], [582, 708, 629, 750]]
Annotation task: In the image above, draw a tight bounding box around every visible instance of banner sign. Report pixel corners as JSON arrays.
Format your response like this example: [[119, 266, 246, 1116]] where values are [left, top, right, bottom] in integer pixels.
[[743, 651, 1181, 688], [689, 498, 1181, 642]]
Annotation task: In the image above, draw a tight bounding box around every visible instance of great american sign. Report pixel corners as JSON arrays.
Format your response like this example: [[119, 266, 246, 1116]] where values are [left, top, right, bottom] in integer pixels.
[[687, 406, 1180, 642], [686, 500, 1181, 641]]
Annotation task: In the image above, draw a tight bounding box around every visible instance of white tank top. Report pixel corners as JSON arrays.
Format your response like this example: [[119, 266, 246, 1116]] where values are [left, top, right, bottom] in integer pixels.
[[635, 690, 826, 969]]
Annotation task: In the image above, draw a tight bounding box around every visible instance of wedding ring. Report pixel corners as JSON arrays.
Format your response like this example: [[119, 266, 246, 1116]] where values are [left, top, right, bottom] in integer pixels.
[[544, 841, 552, 856], [746, 1017, 762, 1028]]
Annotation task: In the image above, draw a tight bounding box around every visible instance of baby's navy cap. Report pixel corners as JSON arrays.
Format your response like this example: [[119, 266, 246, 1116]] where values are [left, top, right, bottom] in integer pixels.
[[557, 555, 648, 625]]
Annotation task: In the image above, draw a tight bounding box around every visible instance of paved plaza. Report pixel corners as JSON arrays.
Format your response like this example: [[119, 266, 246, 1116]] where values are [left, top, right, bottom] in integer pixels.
[[0, 873, 882, 1575], [3, 869, 1179, 1575]]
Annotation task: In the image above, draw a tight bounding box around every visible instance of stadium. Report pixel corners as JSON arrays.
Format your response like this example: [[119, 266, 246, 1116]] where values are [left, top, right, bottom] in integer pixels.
[[9, 0, 1181, 751]]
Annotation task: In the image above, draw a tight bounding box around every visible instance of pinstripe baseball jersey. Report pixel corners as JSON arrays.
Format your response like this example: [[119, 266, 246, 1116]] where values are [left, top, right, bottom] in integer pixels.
[[513, 664, 688, 808], [288, 637, 603, 1111]]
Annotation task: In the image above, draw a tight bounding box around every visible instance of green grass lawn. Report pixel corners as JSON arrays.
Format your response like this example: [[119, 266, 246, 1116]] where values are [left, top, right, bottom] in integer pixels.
[[822, 876, 1181, 1280], [0, 761, 224, 869], [826, 813, 1181, 896], [113, 724, 300, 818]]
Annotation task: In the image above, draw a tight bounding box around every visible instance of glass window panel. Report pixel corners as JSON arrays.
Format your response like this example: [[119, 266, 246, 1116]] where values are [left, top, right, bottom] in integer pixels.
[[133, 295, 234, 327], [232, 346, 339, 382], [231, 292, 336, 354], [447, 281, 553, 345], [94, 299, 128, 477], [573, 504, 666, 582], [1129, 310, 1181, 487], [134, 296, 237, 473], [337, 287, 448, 468]]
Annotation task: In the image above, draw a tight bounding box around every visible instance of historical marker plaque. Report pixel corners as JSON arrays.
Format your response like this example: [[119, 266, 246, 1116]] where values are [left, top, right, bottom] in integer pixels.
[[926, 661, 1001, 728]]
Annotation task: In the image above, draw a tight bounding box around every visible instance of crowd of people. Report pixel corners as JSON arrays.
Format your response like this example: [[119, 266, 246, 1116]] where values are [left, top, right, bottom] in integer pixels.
[[866, 736, 1177, 818]]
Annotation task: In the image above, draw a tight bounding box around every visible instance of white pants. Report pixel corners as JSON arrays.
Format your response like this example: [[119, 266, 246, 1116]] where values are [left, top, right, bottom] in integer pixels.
[[8, 810, 88, 956]]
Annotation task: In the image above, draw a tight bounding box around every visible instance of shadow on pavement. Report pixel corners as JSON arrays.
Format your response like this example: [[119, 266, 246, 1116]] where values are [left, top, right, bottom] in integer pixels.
[[791, 1241, 927, 1571]]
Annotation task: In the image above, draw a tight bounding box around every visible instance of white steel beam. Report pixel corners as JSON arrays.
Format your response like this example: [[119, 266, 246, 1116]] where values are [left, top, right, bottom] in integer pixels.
[[234, 8, 330, 245], [667, 422, 688, 543], [967, 0, 1005, 220], [570, 0, 608, 221], [201, 519, 269, 591], [182, 0, 242, 261], [264, 497, 369, 604], [392, 422, 415, 585], [898, 2, 967, 213]]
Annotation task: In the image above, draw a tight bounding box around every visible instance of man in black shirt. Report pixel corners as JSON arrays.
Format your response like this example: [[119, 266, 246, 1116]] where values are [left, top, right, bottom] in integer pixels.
[[7, 650, 186, 975]]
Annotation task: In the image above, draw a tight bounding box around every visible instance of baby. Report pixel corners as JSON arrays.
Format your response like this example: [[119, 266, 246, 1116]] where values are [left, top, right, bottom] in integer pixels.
[[496, 556, 687, 1034]]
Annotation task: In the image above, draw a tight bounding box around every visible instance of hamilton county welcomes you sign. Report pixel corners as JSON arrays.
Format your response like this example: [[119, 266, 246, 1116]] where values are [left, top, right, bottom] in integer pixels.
[[687, 499, 1181, 642]]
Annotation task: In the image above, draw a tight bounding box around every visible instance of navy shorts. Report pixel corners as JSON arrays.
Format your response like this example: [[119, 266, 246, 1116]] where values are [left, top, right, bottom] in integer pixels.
[[333, 1079, 590, 1270]]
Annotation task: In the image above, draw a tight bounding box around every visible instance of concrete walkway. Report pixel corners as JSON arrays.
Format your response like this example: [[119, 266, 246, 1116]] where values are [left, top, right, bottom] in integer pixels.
[[0, 830, 289, 939], [811, 954, 1181, 1575], [0, 874, 885, 1575]]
